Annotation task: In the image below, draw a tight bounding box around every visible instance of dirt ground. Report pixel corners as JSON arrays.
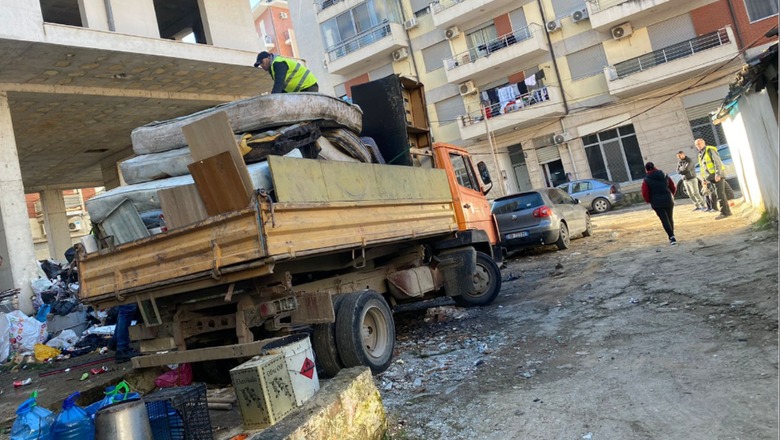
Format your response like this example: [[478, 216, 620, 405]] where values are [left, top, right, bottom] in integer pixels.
[[379, 198, 779, 440]]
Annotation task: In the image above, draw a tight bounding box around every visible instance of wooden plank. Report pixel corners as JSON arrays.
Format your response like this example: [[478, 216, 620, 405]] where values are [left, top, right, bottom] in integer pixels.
[[188, 151, 252, 216], [131, 340, 271, 368], [129, 323, 174, 341], [158, 184, 208, 230], [140, 337, 177, 353], [181, 111, 254, 200], [269, 156, 329, 203]]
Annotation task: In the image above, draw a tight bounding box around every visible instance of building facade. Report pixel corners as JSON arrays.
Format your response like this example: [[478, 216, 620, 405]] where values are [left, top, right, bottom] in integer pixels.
[[289, 0, 777, 198], [253, 0, 299, 58], [0, 0, 271, 312]]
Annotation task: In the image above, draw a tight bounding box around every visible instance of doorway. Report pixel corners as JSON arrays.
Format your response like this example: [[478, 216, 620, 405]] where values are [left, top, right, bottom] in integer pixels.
[[541, 159, 567, 187]]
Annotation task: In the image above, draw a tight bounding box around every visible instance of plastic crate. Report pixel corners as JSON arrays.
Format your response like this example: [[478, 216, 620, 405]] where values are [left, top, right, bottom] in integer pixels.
[[144, 383, 213, 440]]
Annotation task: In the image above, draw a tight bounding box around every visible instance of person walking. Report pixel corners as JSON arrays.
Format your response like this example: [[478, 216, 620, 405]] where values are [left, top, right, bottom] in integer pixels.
[[641, 162, 678, 245], [676, 150, 706, 211], [694, 138, 732, 219], [253, 51, 319, 94]]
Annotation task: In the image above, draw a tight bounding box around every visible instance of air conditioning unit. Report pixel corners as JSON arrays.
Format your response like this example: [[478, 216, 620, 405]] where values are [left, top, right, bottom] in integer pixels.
[[392, 47, 410, 61], [553, 132, 573, 144], [572, 8, 589, 23], [263, 35, 273, 45], [444, 26, 460, 40], [546, 19, 561, 33], [279, 12, 288, 19], [68, 216, 84, 232], [611, 23, 633, 40], [459, 80, 477, 96], [404, 17, 418, 30]]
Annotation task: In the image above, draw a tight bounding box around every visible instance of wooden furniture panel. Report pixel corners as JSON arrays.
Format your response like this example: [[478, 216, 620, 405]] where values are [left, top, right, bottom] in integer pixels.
[[158, 184, 208, 230], [188, 151, 252, 216]]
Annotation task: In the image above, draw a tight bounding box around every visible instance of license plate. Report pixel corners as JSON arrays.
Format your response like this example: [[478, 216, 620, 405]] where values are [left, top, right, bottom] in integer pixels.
[[506, 231, 529, 239]]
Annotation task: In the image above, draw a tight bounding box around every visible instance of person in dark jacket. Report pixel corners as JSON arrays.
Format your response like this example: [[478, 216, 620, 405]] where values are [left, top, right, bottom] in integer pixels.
[[676, 151, 706, 211], [641, 162, 678, 245]]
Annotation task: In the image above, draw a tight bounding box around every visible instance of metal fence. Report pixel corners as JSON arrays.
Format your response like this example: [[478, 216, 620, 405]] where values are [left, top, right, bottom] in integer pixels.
[[314, 0, 340, 13], [460, 87, 551, 128], [444, 25, 536, 71], [587, 0, 630, 13], [326, 22, 392, 62], [613, 28, 731, 79]]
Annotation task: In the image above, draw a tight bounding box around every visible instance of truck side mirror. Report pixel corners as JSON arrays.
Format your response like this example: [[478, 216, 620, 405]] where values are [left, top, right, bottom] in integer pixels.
[[477, 161, 492, 184]]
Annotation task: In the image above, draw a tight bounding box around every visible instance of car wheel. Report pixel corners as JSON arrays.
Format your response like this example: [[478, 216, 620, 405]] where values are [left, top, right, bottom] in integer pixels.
[[335, 290, 395, 374], [452, 252, 502, 307], [592, 198, 611, 213], [556, 222, 570, 250], [582, 215, 593, 237], [311, 295, 346, 378], [674, 179, 688, 199]]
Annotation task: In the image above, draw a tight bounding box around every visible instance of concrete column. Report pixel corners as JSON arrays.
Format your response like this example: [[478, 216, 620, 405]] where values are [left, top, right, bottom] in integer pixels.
[[40, 190, 72, 262], [105, 0, 160, 38], [0, 92, 39, 314], [198, 0, 261, 51], [78, 0, 110, 31], [100, 158, 122, 190], [0, 0, 44, 40]]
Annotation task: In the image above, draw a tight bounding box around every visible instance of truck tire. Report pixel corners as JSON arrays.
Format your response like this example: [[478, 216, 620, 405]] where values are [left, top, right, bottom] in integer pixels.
[[311, 295, 346, 378], [335, 291, 395, 374], [452, 252, 502, 308]]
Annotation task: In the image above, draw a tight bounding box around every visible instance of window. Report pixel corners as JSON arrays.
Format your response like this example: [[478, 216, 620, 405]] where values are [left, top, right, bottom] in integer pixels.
[[422, 41, 453, 73], [434, 96, 467, 127], [548, 189, 564, 204], [572, 181, 592, 193], [449, 153, 478, 190], [492, 193, 544, 214], [583, 124, 645, 183], [320, 0, 401, 49], [466, 24, 498, 58], [567, 45, 608, 81], [690, 116, 727, 146], [744, 0, 778, 22]]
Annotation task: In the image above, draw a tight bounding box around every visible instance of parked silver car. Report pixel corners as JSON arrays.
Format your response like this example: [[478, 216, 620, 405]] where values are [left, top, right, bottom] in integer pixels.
[[492, 188, 592, 252], [557, 179, 624, 213]]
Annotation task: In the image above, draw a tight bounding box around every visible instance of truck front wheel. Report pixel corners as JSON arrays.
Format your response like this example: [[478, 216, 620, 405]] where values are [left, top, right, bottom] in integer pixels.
[[452, 252, 502, 307], [335, 290, 395, 374]]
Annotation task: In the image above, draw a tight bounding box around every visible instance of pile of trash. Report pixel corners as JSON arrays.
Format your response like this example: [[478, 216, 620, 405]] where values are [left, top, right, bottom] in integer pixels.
[[0, 257, 117, 369]]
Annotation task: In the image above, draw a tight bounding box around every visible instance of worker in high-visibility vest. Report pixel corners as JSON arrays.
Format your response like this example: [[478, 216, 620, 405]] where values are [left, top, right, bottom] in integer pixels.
[[254, 51, 319, 94], [695, 138, 732, 219]]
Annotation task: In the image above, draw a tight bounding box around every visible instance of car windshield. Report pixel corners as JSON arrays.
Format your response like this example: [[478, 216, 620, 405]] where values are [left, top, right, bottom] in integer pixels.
[[492, 193, 544, 214]]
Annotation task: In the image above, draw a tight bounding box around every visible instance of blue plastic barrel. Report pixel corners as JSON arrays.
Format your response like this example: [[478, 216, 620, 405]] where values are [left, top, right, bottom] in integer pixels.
[[51, 392, 95, 440]]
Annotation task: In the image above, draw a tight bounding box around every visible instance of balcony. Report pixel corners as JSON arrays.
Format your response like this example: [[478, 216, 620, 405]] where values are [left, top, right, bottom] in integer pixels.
[[325, 22, 408, 76], [443, 24, 548, 86], [431, 0, 522, 29], [587, 0, 720, 31], [458, 86, 566, 141], [604, 27, 739, 98], [315, 0, 361, 23]]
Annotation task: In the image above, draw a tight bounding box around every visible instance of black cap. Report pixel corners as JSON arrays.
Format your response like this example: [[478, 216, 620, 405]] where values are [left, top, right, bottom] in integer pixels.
[[253, 51, 271, 67], [677, 150, 684, 154], [645, 162, 655, 171]]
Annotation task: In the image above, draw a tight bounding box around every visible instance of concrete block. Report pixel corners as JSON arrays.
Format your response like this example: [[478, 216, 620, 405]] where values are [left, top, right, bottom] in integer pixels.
[[250, 367, 386, 440]]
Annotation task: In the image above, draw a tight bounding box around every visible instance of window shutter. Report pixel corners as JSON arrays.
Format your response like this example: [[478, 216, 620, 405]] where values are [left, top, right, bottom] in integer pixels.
[[685, 101, 721, 120], [647, 14, 696, 50], [536, 145, 561, 164]]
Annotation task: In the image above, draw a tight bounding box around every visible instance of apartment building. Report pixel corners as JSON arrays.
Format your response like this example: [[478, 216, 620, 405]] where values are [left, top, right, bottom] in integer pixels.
[[290, 0, 777, 197], [0, 0, 268, 312], [253, 0, 299, 57]]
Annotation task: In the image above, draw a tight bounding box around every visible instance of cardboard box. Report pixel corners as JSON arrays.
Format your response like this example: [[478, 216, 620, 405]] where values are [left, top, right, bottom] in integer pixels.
[[230, 354, 296, 429]]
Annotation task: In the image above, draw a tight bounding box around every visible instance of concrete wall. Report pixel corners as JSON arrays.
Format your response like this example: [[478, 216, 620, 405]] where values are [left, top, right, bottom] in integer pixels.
[[720, 89, 779, 213], [105, 0, 160, 38], [198, 0, 260, 51], [0, 0, 44, 40]]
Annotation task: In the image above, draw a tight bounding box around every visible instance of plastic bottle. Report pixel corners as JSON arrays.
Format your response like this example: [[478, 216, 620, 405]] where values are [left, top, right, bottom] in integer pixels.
[[10, 397, 54, 440], [85, 381, 141, 417], [50, 392, 95, 440]]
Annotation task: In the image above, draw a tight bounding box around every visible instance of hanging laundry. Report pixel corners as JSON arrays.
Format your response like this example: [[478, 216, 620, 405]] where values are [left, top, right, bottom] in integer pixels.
[[524, 75, 537, 88], [535, 69, 546, 81]]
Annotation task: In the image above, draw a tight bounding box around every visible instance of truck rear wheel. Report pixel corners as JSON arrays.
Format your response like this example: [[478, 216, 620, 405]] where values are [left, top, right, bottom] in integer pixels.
[[452, 252, 502, 307], [311, 295, 346, 378], [335, 290, 395, 374]]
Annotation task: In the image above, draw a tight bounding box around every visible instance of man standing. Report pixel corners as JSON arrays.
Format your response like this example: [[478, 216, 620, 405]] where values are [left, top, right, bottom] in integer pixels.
[[254, 51, 319, 94], [642, 162, 677, 245], [676, 150, 706, 211], [694, 138, 732, 219]]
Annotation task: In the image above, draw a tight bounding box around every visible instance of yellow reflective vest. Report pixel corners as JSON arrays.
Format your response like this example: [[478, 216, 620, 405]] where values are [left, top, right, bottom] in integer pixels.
[[698, 145, 725, 179], [270, 56, 317, 93]]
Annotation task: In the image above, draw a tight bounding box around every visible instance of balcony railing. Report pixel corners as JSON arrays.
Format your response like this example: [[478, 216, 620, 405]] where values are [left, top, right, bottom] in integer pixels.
[[459, 87, 551, 128], [431, 0, 461, 14], [612, 28, 730, 79], [587, 0, 630, 13], [326, 22, 392, 62], [444, 26, 534, 71]]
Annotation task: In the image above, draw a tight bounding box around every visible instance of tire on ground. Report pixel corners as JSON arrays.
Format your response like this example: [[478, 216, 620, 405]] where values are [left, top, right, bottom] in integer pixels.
[[335, 290, 395, 374], [556, 222, 570, 250], [592, 197, 611, 213], [582, 214, 593, 237], [311, 295, 346, 378], [452, 251, 502, 308]]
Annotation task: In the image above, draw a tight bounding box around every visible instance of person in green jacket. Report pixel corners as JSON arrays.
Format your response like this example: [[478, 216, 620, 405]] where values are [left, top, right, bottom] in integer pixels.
[[254, 51, 319, 94], [695, 138, 732, 219]]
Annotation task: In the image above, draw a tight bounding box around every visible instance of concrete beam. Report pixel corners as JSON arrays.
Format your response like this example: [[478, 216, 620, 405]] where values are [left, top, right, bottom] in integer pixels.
[[198, 0, 261, 52], [0, 92, 39, 313], [105, 0, 160, 39], [252, 367, 387, 440], [40, 189, 72, 262], [0, 0, 44, 41], [78, 0, 110, 31], [0, 83, 248, 103]]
